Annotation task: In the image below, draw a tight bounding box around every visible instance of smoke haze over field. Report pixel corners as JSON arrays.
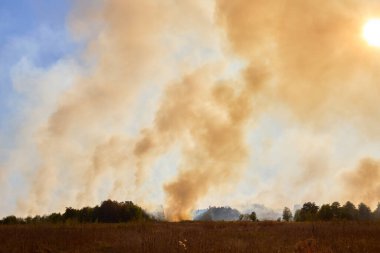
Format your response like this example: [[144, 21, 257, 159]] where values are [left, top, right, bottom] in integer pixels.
[[1, 0, 380, 219], [342, 158, 380, 207]]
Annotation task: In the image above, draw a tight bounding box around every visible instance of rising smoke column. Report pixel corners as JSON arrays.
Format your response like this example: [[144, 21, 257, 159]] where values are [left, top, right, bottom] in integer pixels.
[[342, 158, 380, 207], [19, 0, 172, 214], [130, 64, 266, 220], [13, 0, 380, 218], [18, 0, 218, 215]]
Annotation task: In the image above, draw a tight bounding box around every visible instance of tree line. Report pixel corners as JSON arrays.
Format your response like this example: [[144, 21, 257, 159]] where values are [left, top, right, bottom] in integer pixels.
[[282, 201, 380, 222], [0, 200, 152, 225], [2, 200, 380, 224]]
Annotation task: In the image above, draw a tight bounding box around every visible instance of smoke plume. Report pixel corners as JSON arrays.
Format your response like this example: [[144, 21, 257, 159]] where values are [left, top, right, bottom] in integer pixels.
[[342, 158, 380, 207], [217, 0, 380, 128], [214, 0, 380, 209], [17, 0, 220, 215], [3, 0, 380, 218], [161, 66, 264, 220]]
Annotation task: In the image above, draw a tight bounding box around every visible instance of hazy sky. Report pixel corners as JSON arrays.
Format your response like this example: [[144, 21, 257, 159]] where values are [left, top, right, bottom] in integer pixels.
[[0, 0, 75, 139], [1, 0, 380, 220], [0, 0, 74, 210]]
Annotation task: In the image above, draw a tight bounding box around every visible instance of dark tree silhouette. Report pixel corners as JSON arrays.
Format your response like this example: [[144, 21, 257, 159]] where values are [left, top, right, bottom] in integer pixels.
[[296, 202, 319, 221], [0, 200, 152, 224], [294, 209, 301, 221], [249, 211, 258, 222], [373, 203, 380, 221], [318, 204, 333, 221], [282, 207, 292, 221], [341, 201, 358, 220], [63, 207, 79, 222], [98, 200, 149, 223], [331, 201, 341, 219], [358, 203, 372, 221], [195, 206, 240, 221], [1, 216, 20, 224]]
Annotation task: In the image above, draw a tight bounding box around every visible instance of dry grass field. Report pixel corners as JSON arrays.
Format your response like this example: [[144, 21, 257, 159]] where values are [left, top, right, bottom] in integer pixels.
[[0, 221, 379, 253]]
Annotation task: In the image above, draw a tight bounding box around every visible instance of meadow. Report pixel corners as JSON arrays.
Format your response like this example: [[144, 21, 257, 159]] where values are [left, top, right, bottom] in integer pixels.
[[1, 221, 379, 253]]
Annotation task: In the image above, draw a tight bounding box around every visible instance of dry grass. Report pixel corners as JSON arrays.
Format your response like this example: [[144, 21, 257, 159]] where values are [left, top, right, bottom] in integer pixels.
[[0, 221, 379, 253]]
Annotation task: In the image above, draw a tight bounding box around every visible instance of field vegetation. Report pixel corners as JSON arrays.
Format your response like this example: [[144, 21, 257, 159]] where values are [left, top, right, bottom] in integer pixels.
[[1, 200, 380, 252], [1, 221, 380, 253]]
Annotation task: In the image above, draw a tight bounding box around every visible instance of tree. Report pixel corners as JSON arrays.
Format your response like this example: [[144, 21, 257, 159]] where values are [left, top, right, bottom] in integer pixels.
[[60, 200, 150, 223], [298, 202, 319, 221], [318, 204, 333, 221], [1, 216, 19, 224], [32, 215, 42, 223], [331, 201, 341, 219], [358, 203, 372, 221], [373, 203, 380, 221], [341, 201, 358, 220], [25, 216, 33, 224], [239, 214, 250, 221], [294, 209, 301, 222], [98, 200, 121, 223], [199, 211, 213, 221], [249, 211, 258, 221], [282, 207, 293, 222], [78, 207, 95, 223], [98, 200, 150, 223], [46, 213, 62, 223], [63, 207, 79, 222]]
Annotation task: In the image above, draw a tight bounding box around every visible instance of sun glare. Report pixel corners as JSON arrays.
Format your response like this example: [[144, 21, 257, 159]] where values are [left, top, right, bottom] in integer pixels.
[[363, 19, 380, 47]]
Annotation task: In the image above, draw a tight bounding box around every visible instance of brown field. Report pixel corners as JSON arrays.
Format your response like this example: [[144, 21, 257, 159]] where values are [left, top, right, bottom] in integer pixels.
[[0, 221, 379, 253]]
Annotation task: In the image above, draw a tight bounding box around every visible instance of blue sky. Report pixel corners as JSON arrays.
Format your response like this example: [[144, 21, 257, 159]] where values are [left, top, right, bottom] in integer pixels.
[[0, 0, 76, 146], [0, 0, 80, 214]]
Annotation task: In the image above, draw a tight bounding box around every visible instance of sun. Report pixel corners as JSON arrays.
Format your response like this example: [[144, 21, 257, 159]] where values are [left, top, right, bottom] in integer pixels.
[[363, 19, 380, 47]]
